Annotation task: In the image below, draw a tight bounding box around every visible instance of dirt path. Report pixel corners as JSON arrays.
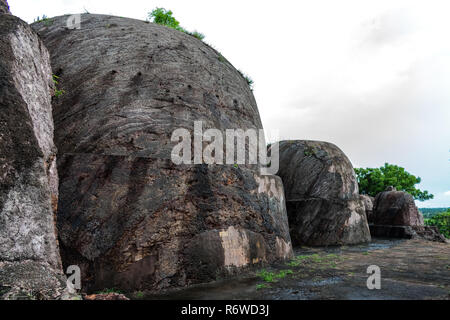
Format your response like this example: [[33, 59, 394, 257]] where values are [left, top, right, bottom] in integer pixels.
[[143, 239, 450, 300]]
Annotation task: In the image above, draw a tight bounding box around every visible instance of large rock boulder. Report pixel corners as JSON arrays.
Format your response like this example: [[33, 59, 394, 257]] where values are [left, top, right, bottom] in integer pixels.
[[32, 14, 293, 293], [0, 10, 67, 299], [276, 140, 371, 246], [372, 189, 424, 226], [369, 188, 445, 241]]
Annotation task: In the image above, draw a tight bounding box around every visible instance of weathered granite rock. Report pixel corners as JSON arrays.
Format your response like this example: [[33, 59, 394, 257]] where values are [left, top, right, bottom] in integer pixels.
[[0, 12, 66, 299], [0, 0, 10, 14], [372, 189, 424, 226], [368, 189, 445, 241], [369, 225, 447, 243], [276, 140, 371, 246], [360, 194, 374, 223], [33, 14, 293, 292]]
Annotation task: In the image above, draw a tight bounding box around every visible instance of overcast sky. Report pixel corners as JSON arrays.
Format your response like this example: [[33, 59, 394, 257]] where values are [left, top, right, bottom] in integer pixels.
[[8, 0, 450, 208]]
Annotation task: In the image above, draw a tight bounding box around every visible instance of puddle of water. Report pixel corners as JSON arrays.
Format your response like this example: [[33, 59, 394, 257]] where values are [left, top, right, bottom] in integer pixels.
[[146, 276, 259, 300]]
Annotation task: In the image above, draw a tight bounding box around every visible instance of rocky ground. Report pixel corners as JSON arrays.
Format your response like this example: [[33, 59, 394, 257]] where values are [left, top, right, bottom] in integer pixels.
[[141, 238, 449, 300]]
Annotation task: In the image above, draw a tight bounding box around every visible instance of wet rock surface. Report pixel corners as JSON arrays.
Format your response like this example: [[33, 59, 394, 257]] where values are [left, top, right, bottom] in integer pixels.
[[0, 11, 66, 299], [32, 14, 292, 293], [146, 239, 450, 300], [277, 140, 371, 246]]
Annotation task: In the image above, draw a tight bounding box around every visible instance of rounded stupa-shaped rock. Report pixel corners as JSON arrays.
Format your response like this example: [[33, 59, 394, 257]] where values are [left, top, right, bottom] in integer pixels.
[[276, 140, 371, 246], [32, 14, 293, 293]]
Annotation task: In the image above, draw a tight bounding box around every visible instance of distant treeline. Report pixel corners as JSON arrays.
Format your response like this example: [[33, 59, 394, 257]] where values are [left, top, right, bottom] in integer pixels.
[[419, 207, 450, 219]]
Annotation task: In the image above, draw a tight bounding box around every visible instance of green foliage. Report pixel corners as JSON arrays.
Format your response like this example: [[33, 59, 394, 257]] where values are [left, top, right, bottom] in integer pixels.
[[257, 270, 276, 282], [355, 163, 434, 201], [217, 54, 227, 63], [257, 269, 293, 283], [256, 283, 270, 290], [185, 30, 205, 41], [148, 8, 255, 91], [96, 288, 122, 295], [425, 209, 450, 238], [237, 70, 254, 90], [52, 75, 65, 98], [148, 8, 205, 40], [148, 8, 181, 30], [420, 207, 450, 219], [34, 15, 53, 26], [303, 146, 317, 157]]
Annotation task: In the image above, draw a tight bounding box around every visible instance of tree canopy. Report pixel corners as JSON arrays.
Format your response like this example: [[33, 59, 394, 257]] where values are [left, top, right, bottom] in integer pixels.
[[425, 209, 450, 238], [354, 163, 434, 201]]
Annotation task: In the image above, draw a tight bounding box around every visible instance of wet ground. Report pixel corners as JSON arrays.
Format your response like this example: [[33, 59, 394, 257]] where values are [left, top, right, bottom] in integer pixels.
[[141, 238, 450, 300]]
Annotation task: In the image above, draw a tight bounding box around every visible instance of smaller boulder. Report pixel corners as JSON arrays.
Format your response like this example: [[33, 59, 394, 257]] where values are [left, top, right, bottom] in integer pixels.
[[373, 190, 424, 226]]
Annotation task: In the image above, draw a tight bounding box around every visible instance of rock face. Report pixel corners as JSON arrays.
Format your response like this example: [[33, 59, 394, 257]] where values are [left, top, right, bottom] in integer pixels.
[[369, 189, 445, 242], [0, 0, 9, 14], [369, 225, 447, 243], [360, 194, 374, 223], [32, 14, 293, 292], [0, 12, 66, 299], [372, 190, 424, 226], [277, 140, 371, 246]]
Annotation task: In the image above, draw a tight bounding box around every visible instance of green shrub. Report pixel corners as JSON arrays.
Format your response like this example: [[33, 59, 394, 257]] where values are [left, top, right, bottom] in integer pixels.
[[52, 75, 65, 98], [148, 8, 205, 41], [34, 15, 53, 26], [148, 7, 255, 91], [185, 30, 205, 41], [237, 70, 254, 90], [148, 8, 181, 30], [425, 210, 450, 238]]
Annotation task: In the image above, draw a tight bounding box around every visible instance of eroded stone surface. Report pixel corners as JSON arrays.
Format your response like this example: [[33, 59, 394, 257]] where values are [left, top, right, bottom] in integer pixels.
[[0, 0, 9, 14], [277, 140, 371, 246], [57, 154, 292, 292], [360, 194, 374, 223], [32, 14, 292, 292], [369, 225, 447, 242], [0, 13, 65, 299], [372, 190, 424, 226]]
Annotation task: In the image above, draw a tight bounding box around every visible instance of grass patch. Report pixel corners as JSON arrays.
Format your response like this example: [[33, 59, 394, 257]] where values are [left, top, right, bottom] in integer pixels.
[[287, 253, 342, 269], [95, 288, 122, 295], [256, 283, 270, 290], [257, 269, 294, 283], [34, 15, 53, 26]]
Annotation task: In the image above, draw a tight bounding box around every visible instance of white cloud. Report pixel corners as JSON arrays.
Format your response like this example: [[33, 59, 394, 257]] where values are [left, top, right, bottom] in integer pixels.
[[444, 191, 450, 197]]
